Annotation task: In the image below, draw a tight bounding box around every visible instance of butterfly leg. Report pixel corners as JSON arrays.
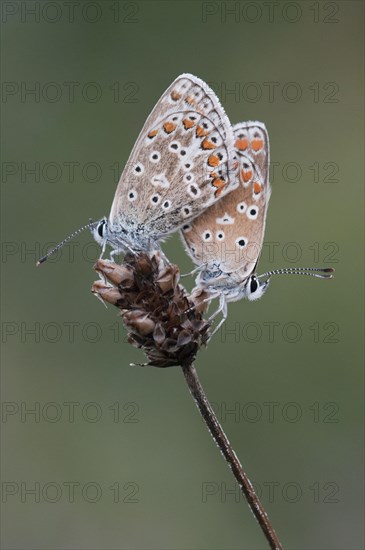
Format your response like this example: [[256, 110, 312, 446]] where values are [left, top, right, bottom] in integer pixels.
[[209, 294, 228, 336], [185, 294, 215, 315], [109, 247, 124, 262], [94, 241, 109, 282], [150, 241, 171, 266], [157, 248, 171, 265], [99, 240, 107, 260], [180, 264, 205, 278]]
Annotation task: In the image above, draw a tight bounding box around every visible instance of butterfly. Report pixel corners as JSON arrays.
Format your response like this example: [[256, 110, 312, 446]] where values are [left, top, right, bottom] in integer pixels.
[[37, 74, 239, 265], [180, 121, 333, 331]]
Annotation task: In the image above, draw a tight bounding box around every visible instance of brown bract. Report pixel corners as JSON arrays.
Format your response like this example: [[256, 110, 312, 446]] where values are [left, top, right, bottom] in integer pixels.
[[92, 252, 211, 368]]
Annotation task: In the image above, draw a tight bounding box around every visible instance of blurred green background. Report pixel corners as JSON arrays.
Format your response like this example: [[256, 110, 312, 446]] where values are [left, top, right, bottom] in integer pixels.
[[1, 1, 364, 549]]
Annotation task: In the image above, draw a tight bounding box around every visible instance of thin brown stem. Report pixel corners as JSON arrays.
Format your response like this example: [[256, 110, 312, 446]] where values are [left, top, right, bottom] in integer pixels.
[[182, 363, 282, 550]]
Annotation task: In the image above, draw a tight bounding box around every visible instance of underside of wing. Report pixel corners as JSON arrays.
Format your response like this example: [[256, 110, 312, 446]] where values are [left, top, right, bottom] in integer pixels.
[[109, 74, 238, 241], [181, 121, 270, 277]]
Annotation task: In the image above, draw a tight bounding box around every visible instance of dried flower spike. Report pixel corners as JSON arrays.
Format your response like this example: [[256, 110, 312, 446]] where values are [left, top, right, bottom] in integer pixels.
[[92, 252, 211, 368], [91, 251, 282, 549]]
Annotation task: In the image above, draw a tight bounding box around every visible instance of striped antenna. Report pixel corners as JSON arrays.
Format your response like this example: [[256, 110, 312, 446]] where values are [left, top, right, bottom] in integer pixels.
[[257, 267, 335, 280], [36, 220, 97, 266]]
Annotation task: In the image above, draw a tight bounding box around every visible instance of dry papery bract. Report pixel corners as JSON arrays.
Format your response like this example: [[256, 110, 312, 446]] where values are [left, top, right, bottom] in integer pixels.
[[92, 252, 211, 368]]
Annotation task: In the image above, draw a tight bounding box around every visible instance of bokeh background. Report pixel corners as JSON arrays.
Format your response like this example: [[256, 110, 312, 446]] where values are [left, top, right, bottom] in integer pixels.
[[1, 1, 364, 549]]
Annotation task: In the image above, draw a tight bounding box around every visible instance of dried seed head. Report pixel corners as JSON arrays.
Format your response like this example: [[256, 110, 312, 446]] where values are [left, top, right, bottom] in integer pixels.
[[122, 310, 156, 336], [156, 264, 180, 293], [190, 287, 210, 314], [94, 262, 134, 288], [92, 252, 211, 367], [92, 280, 123, 306]]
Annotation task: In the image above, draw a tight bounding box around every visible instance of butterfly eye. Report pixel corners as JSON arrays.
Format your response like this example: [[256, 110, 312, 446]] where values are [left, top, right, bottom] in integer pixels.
[[91, 217, 108, 247], [97, 220, 106, 238], [246, 276, 269, 301], [250, 277, 258, 293]]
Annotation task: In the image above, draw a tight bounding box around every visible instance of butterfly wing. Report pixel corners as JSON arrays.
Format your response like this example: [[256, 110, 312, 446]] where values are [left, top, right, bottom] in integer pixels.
[[109, 74, 237, 245], [180, 121, 270, 278]]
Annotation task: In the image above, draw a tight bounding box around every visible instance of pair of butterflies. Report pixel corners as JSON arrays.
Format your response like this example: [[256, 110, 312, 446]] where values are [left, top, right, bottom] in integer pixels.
[[38, 74, 333, 326]]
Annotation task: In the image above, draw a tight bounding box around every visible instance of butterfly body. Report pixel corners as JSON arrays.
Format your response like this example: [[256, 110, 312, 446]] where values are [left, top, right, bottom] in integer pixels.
[[91, 215, 157, 253], [195, 267, 269, 301]]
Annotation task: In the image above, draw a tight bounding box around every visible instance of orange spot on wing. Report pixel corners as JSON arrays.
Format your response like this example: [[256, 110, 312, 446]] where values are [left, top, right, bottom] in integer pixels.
[[208, 154, 220, 167], [212, 178, 226, 189], [253, 182, 262, 194], [201, 139, 215, 150], [252, 138, 264, 151], [186, 96, 195, 105], [235, 138, 248, 151], [183, 118, 195, 129], [148, 129, 158, 139], [241, 169, 253, 182], [171, 90, 181, 101], [163, 122, 176, 134], [211, 175, 226, 197], [196, 125, 209, 137]]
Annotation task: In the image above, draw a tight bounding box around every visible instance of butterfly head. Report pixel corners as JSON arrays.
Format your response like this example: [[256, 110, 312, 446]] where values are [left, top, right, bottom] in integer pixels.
[[219, 273, 270, 303], [245, 274, 270, 301], [196, 267, 270, 303], [91, 217, 108, 247]]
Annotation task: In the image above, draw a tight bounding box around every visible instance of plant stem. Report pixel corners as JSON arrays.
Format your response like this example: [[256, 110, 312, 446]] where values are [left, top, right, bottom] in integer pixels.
[[181, 363, 282, 550]]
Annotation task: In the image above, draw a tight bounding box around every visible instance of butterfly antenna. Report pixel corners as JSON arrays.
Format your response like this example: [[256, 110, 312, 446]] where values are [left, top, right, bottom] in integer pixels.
[[257, 267, 335, 280], [36, 220, 97, 266]]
